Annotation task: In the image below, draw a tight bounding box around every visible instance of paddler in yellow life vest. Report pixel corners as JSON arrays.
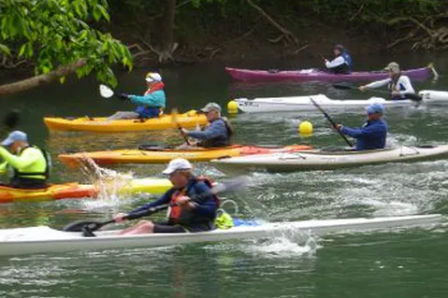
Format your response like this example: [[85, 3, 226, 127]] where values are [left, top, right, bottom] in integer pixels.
[[114, 158, 218, 235], [180, 103, 234, 148], [0, 131, 49, 189]]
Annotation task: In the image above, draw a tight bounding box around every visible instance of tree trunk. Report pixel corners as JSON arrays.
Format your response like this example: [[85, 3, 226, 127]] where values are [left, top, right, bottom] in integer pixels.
[[0, 60, 86, 96], [158, 0, 177, 62]]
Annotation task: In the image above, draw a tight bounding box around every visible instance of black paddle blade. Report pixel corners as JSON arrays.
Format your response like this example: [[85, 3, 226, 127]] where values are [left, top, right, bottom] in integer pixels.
[[62, 220, 105, 232], [332, 84, 354, 90], [404, 93, 422, 102], [3, 109, 21, 130]]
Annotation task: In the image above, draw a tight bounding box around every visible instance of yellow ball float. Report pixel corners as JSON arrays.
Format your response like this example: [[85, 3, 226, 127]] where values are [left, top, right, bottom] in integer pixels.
[[299, 121, 313, 135], [227, 100, 239, 114]]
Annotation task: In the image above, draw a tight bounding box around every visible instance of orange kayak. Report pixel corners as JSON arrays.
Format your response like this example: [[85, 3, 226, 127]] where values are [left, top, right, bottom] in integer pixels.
[[59, 145, 313, 168]]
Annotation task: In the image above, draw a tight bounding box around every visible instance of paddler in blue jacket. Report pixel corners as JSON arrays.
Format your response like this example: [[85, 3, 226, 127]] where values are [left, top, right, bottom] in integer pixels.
[[114, 158, 218, 235], [324, 44, 353, 74], [336, 103, 388, 151], [180, 103, 234, 148], [108, 72, 166, 120]]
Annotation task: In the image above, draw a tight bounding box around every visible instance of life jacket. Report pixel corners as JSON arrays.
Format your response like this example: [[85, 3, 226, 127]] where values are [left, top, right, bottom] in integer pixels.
[[388, 73, 406, 100], [168, 177, 219, 226], [198, 118, 234, 148], [341, 51, 353, 72], [12, 146, 51, 181], [135, 82, 165, 119]]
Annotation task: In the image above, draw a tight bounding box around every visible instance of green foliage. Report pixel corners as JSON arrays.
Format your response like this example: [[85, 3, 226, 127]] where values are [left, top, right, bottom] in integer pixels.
[[0, 0, 132, 87]]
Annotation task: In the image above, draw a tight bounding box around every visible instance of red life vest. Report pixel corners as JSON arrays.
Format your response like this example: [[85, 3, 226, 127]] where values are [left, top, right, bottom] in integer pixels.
[[168, 177, 219, 223]]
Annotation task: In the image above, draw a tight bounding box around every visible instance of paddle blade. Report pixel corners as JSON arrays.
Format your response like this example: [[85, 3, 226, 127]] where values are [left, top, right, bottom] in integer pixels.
[[99, 84, 115, 98], [332, 84, 354, 90], [62, 219, 112, 233], [3, 109, 21, 130], [211, 176, 249, 195]]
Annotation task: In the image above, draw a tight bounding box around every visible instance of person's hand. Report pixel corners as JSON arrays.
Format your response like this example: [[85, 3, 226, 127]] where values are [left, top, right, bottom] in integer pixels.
[[120, 93, 130, 101], [391, 90, 400, 96], [114, 213, 128, 223], [177, 196, 196, 210], [335, 124, 343, 131], [359, 86, 367, 91], [324, 59, 329, 64], [180, 128, 188, 135]]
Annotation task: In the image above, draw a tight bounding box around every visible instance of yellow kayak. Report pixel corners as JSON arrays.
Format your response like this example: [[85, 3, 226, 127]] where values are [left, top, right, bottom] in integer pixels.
[[44, 110, 207, 132], [58, 145, 313, 168], [0, 178, 172, 203]]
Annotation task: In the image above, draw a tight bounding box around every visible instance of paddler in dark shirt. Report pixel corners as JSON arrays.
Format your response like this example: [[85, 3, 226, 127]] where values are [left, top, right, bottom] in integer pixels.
[[114, 158, 218, 234]]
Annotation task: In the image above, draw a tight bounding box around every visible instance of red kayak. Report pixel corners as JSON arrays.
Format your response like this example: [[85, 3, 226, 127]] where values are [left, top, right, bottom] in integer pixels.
[[225, 66, 434, 82]]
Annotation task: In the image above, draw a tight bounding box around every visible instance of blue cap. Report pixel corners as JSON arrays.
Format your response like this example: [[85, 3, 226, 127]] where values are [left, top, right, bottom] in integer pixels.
[[2, 131, 27, 146], [366, 103, 384, 115]]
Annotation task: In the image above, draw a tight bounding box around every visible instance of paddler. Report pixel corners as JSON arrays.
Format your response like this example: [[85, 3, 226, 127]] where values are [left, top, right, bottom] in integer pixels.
[[323, 44, 353, 74], [108, 72, 166, 120], [0, 131, 49, 189], [336, 103, 388, 151], [114, 158, 218, 234], [359, 62, 415, 100], [180, 103, 234, 148]]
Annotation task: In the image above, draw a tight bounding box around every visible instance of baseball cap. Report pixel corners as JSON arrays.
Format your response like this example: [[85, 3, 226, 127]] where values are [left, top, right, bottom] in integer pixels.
[[366, 103, 385, 115], [2, 131, 27, 146], [162, 158, 193, 175], [384, 62, 400, 73], [200, 103, 222, 113], [145, 72, 162, 83]]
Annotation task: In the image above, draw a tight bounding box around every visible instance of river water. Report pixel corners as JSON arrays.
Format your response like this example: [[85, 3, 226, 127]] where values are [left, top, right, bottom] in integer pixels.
[[1, 53, 448, 297]]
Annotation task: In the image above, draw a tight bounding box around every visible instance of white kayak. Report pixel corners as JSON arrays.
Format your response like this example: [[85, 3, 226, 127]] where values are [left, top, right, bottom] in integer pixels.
[[0, 214, 441, 256], [234, 91, 448, 113], [211, 145, 448, 173]]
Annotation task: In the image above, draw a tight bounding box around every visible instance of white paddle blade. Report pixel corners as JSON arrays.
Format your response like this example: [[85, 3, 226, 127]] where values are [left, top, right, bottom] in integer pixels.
[[99, 84, 114, 98]]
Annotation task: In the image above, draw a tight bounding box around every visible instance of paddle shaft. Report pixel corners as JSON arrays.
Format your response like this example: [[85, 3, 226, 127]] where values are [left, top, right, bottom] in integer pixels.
[[309, 98, 354, 147], [332, 84, 422, 101]]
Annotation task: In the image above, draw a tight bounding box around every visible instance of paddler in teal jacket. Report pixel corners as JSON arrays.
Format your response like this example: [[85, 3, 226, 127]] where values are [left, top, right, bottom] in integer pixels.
[[108, 72, 166, 120], [0, 131, 49, 189]]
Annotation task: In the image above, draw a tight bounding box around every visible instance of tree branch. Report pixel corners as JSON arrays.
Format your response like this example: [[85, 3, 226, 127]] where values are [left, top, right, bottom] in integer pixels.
[[246, 0, 298, 44], [0, 59, 86, 96]]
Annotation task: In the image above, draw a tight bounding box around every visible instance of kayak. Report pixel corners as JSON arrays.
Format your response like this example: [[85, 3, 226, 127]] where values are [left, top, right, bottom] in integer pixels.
[[225, 66, 433, 82], [44, 110, 207, 132], [211, 145, 448, 173], [0, 214, 441, 256], [0, 178, 172, 203], [58, 145, 313, 168], [419, 90, 448, 101], [234, 92, 448, 113]]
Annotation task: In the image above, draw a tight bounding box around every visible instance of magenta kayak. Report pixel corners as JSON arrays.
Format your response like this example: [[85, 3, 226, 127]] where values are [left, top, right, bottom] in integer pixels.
[[225, 66, 433, 82]]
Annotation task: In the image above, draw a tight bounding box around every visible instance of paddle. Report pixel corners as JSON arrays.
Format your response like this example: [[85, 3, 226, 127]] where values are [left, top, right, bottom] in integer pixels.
[[171, 108, 191, 145], [333, 84, 422, 102], [309, 98, 354, 147], [99, 84, 121, 99], [62, 176, 248, 236]]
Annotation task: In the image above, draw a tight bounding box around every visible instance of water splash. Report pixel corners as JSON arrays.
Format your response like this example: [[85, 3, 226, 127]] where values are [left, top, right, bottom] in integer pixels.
[[78, 155, 136, 208], [246, 227, 319, 258]]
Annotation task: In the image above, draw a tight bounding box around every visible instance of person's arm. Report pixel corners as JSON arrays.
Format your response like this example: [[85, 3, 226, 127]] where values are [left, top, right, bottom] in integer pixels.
[[364, 78, 391, 89], [0, 147, 40, 170], [398, 76, 415, 95], [189, 183, 217, 218], [325, 56, 345, 69], [186, 121, 226, 140], [127, 190, 172, 215], [129, 90, 166, 108], [340, 124, 382, 139]]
